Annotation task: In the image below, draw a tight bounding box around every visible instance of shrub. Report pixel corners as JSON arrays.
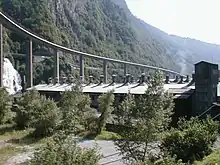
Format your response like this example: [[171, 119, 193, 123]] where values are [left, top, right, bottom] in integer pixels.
[[58, 85, 98, 135], [162, 117, 219, 163], [29, 133, 101, 165], [31, 96, 59, 137], [194, 149, 220, 165], [136, 155, 185, 165], [0, 88, 12, 124], [14, 90, 59, 137], [97, 90, 115, 134], [15, 90, 41, 129]]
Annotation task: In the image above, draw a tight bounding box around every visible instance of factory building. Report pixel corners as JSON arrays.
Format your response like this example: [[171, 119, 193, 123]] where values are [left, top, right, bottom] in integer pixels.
[[27, 61, 220, 122]]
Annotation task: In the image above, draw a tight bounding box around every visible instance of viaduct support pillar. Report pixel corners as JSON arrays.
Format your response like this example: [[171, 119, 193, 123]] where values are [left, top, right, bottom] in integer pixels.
[[54, 50, 59, 83], [79, 55, 85, 82], [26, 39, 33, 88], [103, 60, 108, 83], [0, 24, 3, 87]]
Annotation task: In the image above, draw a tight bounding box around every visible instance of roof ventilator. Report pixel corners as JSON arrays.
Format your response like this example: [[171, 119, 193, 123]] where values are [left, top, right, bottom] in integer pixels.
[[88, 75, 93, 85], [147, 75, 151, 83], [54, 77, 59, 84], [139, 73, 146, 86], [110, 74, 117, 86], [173, 75, 179, 83], [61, 77, 67, 84], [123, 74, 130, 86], [99, 75, 104, 85], [178, 76, 184, 84], [165, 75, 170, 84], [137, 75, 141, 83], [184, 75, 190, 83], [48, 77, 53, 85], [68, 76, 74, 84], [130, 75, 134, 83]]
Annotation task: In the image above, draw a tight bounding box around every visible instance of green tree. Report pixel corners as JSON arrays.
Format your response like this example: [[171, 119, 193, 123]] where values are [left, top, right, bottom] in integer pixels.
[[15, 90, 59, 137], [15, 90, 41, 129], [162, 117, 219, 163], [58, 85, 97, 135], [115, 72, 174, 164], [0, 88, 12, 124], [31, 96, 59, 137], [97, 90, 115, 134]]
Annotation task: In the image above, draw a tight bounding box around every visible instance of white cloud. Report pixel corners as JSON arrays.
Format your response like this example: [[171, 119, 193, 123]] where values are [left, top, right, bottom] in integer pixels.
[[125, 0, 220, 44]]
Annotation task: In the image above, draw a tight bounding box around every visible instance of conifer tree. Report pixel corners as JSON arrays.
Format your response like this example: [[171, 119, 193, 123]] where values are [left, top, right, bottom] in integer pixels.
[[115, 71, 174, 164]]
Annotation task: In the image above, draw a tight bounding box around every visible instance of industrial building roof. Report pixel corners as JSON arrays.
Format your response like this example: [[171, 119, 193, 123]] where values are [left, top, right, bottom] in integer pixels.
[[27, 81, 195, 95]]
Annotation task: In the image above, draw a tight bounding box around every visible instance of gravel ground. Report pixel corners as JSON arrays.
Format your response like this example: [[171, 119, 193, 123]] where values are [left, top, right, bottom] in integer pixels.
[[2, 135, 220, 165], [79, 140, 125, 165], [4, 151, 34, 165]]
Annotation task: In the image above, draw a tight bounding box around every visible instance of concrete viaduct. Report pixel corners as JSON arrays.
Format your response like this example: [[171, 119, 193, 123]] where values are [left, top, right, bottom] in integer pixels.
[[0, 11, 184, 88]]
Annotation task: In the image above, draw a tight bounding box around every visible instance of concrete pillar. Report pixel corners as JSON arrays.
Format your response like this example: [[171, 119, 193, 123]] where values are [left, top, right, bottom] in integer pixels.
[[26, 39, 33, 88], [124, 63, 127, 76], [103, 60, 108, 83], [54, 50, 59, 83], [79, 55, 85, 82], [0, 24, 3, 87]]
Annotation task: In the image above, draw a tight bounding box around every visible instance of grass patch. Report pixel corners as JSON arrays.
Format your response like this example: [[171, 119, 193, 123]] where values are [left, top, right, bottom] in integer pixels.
[[0, 124, 32, 141], [0, 124, 50, 147], [0, 145, 21, 165], [194, 149, 220, 165]]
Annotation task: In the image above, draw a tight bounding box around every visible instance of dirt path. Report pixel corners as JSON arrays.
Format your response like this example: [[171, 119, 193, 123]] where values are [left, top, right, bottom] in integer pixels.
[[4, 150, 34, 165]]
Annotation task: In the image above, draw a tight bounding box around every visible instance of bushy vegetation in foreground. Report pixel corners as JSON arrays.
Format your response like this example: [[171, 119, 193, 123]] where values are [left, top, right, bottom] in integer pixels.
[[0, 72, 219, 165], [162, 117, 219, 163], [29, 132, 101, 165], [194, 149, 220, 165]]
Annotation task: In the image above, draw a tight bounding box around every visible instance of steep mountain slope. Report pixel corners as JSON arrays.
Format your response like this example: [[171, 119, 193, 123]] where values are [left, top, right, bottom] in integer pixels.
[[1, 0, 219, 84], [0, 0, 182, 84]]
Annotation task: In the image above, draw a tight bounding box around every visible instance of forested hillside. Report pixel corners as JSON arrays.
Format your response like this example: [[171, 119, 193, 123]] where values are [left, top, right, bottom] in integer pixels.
[[0, 0, 182, 84], [0, 0, 219, 84]]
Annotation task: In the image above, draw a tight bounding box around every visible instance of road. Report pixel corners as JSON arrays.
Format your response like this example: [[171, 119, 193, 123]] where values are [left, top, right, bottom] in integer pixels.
[[79, 140, 125, 165]]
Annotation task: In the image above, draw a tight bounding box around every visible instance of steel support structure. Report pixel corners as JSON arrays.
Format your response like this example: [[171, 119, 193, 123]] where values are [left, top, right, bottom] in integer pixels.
[[103, 60, 108, 84], [26, 39, 33, 88], [0, 24, 3, 87], [79, 55, 85, 82], [54, 50, 59, 83]]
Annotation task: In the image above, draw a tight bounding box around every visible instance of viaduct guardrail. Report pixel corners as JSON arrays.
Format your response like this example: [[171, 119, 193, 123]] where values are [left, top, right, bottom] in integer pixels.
[[0, 11, 184, 88]]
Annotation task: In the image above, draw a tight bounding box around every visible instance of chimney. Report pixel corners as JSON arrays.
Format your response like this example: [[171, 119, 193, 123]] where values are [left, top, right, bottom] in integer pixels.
[[178, 76, 184, 84], [173, 75, 179, 83], [184, 75, 190, 83], [48, 77, 53, 84], [165, 75, 170, 84]]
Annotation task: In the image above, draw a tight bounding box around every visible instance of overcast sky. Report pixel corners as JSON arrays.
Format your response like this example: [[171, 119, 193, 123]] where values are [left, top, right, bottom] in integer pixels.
[[125, 0, 220, 44]]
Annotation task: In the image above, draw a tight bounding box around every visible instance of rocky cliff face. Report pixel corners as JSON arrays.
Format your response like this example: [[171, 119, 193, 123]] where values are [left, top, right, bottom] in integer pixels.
[[46, 0, 181, 70]]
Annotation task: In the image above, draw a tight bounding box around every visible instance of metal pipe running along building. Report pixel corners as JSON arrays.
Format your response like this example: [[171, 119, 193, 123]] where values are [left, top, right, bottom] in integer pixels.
[[27, 61, 220, 122]]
